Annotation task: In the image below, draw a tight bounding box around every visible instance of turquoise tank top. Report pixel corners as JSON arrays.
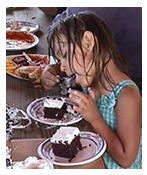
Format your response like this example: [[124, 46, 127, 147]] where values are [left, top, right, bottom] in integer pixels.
[[84, 80, 142, 169]]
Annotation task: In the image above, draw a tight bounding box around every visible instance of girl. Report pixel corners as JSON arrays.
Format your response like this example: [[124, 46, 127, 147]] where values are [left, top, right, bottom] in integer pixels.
[[46, 12, 142, 169]]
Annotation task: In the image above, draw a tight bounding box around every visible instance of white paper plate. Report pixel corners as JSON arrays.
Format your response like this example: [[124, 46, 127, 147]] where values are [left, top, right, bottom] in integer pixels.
[[6, 21, 39, 33], [38, 131, 107, 166], [6, 31, 39, 51], [26, 96, 83, 126]]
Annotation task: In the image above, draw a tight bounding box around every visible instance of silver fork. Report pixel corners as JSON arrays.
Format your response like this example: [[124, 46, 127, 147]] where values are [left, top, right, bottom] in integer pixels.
[[22, 52, 32, 64]]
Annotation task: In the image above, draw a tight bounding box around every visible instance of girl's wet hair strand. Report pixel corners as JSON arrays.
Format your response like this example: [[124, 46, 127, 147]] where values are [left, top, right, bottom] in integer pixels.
[[47, 11, 128, 90]]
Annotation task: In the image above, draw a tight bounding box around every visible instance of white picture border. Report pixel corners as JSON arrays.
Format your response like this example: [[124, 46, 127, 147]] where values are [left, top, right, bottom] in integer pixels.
[[1, 1, 146, 175]]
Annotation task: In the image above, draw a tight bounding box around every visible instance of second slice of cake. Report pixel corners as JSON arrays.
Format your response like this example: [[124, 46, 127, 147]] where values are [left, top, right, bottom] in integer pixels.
[[50, 126, 82, 160], [43, 98, 67, 120]]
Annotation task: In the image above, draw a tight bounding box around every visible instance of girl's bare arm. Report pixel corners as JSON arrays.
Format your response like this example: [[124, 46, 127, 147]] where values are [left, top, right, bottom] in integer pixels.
[[69, 86, 142, 168], [93, 87, 141, 168]]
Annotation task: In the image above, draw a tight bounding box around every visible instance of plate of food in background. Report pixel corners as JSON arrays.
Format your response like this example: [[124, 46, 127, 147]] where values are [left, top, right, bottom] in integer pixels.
[[6, 53, 49, 85], [6, 31, 39, 50], [6, 20, 39, 33]]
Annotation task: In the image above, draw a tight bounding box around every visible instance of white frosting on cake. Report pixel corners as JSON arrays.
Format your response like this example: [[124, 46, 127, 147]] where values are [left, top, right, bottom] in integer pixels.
[[13, 156, 53, 169], [44, 98, 65, 109], [50, 126, 80, 144]]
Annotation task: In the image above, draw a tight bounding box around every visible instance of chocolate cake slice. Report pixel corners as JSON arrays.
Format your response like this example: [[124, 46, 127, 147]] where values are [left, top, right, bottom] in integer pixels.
[[50, 127, 82, 160], [43, 98, 67, 120]]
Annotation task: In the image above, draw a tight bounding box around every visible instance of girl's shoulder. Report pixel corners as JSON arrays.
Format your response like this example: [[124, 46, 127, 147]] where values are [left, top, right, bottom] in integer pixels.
[[114, 80, 141, 106], [113, 80, 140, 98]]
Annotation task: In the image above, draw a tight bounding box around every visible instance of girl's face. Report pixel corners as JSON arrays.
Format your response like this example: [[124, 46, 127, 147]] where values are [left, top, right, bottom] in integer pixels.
[[72, 45, 96, 88], [54, 33, 96, 88]]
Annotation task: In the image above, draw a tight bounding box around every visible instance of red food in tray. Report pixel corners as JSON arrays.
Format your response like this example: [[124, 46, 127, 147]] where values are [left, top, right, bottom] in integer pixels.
[[6, 31, 35, 43]]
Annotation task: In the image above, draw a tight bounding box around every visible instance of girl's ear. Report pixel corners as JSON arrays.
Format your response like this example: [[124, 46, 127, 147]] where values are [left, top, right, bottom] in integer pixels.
[[82, 31, 95, 52]]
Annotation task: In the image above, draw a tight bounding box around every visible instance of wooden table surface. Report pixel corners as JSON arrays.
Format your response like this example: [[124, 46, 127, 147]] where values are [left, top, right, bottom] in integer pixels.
[[6, 7, 106, 168]]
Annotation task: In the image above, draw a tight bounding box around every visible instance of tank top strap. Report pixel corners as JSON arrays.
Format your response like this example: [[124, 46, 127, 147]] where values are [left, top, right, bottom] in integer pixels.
[[113, 80, 138, 98]]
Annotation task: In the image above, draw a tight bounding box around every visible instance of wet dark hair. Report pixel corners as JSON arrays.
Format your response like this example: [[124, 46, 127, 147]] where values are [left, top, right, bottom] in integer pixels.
[[47, 11, 128, 90]]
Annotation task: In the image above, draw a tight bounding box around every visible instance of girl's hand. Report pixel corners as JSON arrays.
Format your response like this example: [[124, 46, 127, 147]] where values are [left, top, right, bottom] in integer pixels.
[[41, 64, 60, 90], [69, 87, 100, 123]]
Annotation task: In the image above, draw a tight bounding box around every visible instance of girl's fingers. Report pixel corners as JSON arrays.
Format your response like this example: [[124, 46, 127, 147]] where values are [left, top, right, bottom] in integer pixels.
[[88, 87, 96, 100], [69, 94, 86, 111], [69, 94, 82, 105], [69, 89, 88, 102], [73, 105, 84, 114], [43, 84, 53, 90], [43, 78, 57, 90], [45, 73, 60, 83]]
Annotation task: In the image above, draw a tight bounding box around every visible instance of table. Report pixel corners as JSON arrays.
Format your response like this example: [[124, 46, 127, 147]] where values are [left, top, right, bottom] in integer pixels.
[[6, 7, 106, 169]]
